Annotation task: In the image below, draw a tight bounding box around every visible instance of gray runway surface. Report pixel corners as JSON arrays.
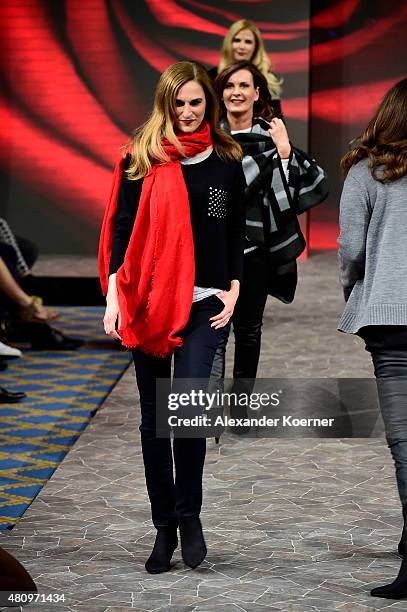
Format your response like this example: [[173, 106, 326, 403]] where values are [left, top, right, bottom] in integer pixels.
[[1, 252, 404, 611]]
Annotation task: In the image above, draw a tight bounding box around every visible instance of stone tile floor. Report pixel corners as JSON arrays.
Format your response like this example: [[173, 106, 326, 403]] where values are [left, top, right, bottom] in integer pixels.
[[1, 252, 405, 611]]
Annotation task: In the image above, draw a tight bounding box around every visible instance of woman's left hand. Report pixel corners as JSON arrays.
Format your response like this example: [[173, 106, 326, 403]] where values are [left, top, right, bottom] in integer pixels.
[[268, 118, 291, 159], [210, 282, 240, 329]]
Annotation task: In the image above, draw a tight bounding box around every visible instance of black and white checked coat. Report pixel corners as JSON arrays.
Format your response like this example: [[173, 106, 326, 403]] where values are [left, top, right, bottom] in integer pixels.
[[221, 117, 328, 266]]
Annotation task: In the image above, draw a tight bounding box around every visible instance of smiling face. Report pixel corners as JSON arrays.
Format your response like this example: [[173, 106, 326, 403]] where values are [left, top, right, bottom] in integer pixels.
[[222, 68, 259, 117], [231, 28, 256, 61], [173, 80, 206, 133]]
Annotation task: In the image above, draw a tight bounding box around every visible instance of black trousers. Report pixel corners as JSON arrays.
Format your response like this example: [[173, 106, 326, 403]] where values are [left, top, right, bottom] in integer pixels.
[[363, 327, 407, 516], [210, 249, 269, 393], [132, 295, 223, 528]]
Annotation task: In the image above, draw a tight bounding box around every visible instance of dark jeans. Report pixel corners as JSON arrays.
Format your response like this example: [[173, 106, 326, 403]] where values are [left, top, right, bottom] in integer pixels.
[[132, 295, 223, 528], [210, 249, 269, 394], [364, 329, 407, 515]]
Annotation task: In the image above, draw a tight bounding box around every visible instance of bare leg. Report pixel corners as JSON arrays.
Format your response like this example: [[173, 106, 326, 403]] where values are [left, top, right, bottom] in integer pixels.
[[0, 256, 51, 320], [0, 256, 32, 307]]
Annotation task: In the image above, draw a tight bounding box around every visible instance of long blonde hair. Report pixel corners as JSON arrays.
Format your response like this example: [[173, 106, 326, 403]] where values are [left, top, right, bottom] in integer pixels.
[[341, 77, 407, 183], [217, 20, 282, 99], [125, 61, 242, 180]]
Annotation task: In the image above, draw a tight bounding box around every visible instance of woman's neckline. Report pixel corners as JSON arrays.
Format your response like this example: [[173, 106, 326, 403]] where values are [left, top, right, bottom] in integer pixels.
[[181, 146, 214, 166], [231, 126, 252, 134]]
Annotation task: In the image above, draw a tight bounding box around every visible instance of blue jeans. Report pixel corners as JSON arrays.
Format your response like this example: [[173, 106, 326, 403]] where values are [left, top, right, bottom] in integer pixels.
[[133, 295, 223, 527]]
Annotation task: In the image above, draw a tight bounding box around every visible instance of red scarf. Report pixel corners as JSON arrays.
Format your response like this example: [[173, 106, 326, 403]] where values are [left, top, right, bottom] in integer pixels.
[[98, 121, 212, 357]]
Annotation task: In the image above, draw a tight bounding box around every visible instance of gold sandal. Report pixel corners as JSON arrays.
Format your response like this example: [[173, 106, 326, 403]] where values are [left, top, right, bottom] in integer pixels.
[[18, 296, 59, 323]]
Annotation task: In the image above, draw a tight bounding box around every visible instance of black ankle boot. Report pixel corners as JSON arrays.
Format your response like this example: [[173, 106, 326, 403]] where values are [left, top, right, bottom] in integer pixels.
[[398, 508, 407, 556], [145, 524, 178, 574], [371, 557, 407, 599], [398, 527, 407, 557], [229, 403, 250, 435], [179, 516, 207, 569]]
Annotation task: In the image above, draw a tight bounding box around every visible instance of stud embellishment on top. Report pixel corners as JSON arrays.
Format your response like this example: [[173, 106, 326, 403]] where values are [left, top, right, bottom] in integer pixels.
[[208, 186, 228, 219]]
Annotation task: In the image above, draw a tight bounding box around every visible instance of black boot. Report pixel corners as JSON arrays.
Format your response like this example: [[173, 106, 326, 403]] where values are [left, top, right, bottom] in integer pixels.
[[228, 377, 255, 435], [30, 325, 84, 350], [0, 545, 37, 591], [145, 524, 178, 574], [208, 325, 230, 443], [398, 513, 407, 556], [7, 321, 84, 350], [179, 516, 207, 569], [397, 508, 407, 557], [399, 534, 406, 557], [229, 402, 250, 435], [373, 375, 407, 596], [371, 557, 407, 599]]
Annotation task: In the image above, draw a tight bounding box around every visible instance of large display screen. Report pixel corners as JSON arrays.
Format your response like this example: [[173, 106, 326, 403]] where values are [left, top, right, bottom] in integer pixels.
[[1, 1, 405, 254], [0, 0, 309, 254]]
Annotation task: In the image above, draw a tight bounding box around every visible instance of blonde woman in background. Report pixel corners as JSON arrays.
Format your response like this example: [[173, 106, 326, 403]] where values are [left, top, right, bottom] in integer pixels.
[[208, 19, 283, 116]]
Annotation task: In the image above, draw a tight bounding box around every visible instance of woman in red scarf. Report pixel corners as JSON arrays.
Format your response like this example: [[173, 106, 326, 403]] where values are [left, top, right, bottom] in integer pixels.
[[99, 62, 244, 573]]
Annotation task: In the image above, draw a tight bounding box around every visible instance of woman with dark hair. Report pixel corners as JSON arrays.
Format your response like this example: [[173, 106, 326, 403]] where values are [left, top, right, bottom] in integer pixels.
[[99, 61, 244, 573], [210, 61, 328, 429], [338, 77, 407, 599]]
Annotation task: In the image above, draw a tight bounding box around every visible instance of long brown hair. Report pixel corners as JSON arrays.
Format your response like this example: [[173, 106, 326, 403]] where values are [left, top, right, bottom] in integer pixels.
[[217, 20, 282, 99], [341, 78, 407, 183], [126, 61, 242, 179], [214, 61, 276, 122]]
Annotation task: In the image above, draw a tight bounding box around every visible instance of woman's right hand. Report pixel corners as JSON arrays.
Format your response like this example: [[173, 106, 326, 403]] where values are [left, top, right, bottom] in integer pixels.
[[103, 274, 122, 340], [268, 118, 291, 159]]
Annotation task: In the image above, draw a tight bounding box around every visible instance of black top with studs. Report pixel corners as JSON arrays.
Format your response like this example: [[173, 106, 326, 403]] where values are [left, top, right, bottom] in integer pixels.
[[109, 150, 245, 288]]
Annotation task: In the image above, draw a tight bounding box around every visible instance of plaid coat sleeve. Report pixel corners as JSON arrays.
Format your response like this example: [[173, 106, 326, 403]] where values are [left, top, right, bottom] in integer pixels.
[[288, 147, 329, 214]]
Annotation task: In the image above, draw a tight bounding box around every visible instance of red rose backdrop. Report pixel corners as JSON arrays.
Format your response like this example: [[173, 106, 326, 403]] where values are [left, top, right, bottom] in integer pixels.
[[309, 0, 407, 249], [0, 1, 405, 254]]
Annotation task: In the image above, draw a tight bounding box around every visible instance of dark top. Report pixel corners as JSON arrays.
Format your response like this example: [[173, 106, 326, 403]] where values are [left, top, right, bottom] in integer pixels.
[[109, 151, 245, 289], [358, 326, 407, 350]]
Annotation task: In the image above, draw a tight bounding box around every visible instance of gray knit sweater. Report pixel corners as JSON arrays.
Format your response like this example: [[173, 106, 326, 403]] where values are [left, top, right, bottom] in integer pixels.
[[338, 159, 407, 334]]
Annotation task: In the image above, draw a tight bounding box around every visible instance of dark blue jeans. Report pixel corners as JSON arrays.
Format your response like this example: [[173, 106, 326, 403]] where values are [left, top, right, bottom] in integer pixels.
[[365, 340, 407, 513], [133, 295, 223, 528]]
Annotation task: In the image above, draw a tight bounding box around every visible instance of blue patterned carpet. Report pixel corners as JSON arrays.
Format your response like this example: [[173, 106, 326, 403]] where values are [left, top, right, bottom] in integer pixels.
[[0, 307, 131, 529]]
